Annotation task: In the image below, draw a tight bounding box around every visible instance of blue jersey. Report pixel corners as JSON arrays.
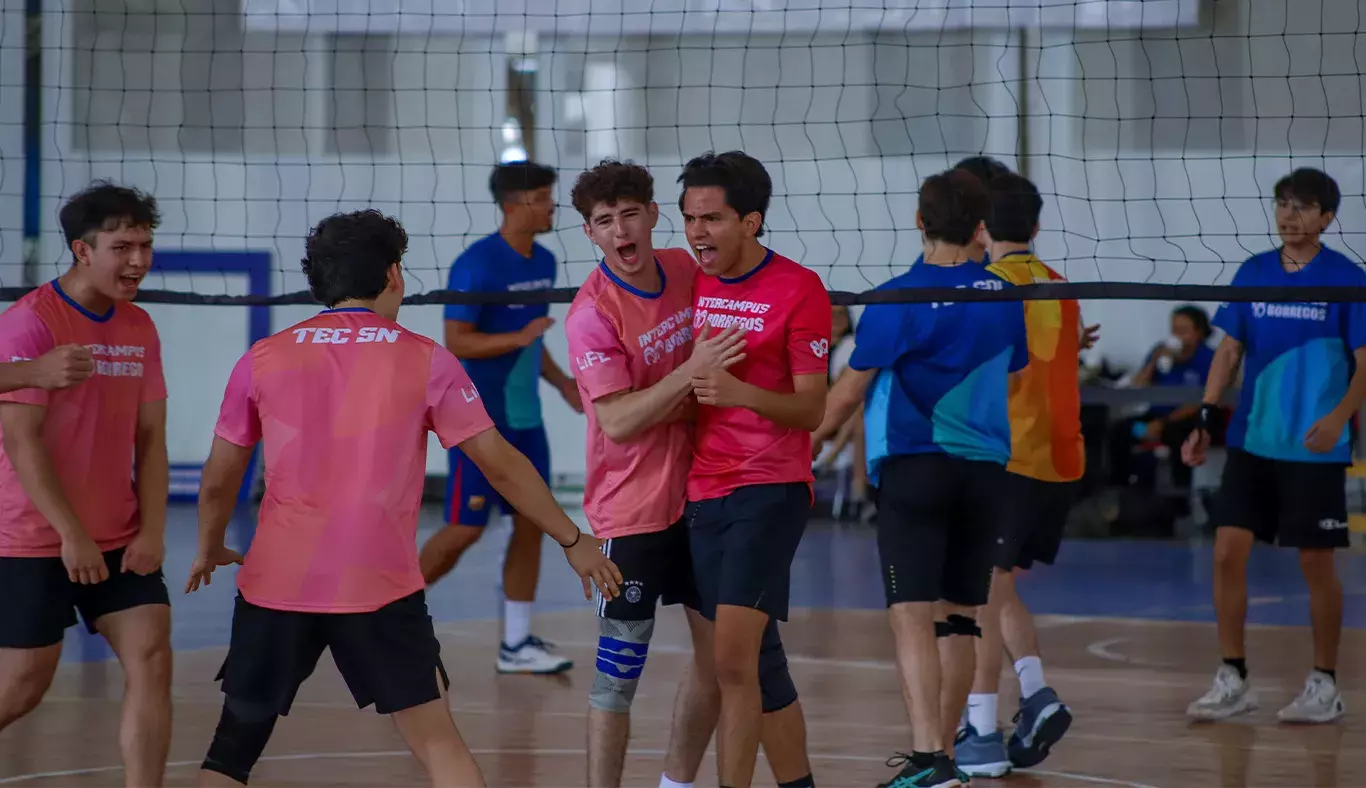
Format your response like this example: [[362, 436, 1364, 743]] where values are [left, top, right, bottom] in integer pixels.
[[1213, 245, 1366, 463], [443, 233, 557, 429], [850, 261, 1029, 482]]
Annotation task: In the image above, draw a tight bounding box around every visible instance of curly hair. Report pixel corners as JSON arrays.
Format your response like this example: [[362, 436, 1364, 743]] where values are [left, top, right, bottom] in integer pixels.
[[301, 210, 409, 307], [571, 159, 655, 220]]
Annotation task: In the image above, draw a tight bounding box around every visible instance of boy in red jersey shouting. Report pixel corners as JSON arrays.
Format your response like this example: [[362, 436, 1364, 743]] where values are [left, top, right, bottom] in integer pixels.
[[680, 150, 830, 788]]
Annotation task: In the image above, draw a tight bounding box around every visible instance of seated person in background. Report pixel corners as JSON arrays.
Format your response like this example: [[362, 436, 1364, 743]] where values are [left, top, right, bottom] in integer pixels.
[[814, 305, 870, 519], [1107, 304, 1216, 489]]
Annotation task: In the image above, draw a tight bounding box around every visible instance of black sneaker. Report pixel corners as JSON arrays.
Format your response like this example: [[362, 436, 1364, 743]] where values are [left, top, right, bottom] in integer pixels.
[[876, 751, 963, 787]]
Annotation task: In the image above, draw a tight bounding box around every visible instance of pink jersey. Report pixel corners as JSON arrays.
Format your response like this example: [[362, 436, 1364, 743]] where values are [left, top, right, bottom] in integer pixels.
[[565, 249, 697, 539], [689, 251, 832, 502], [0, 281, 166, 557], [214, 308, 494, 613]]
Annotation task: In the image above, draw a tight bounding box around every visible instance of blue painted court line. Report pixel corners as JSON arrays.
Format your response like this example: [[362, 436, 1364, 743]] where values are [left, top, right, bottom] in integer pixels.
[[61, 505, 1366, 662]]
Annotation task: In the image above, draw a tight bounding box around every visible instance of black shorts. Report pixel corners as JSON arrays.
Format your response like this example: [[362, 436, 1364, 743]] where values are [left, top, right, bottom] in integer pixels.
[[687, 482, 810, 622], [597, 518, 700, 621], [0, 546, 170, 649], [876, 454, 1006, 608], [996, 473, 1077, 571], [215, 590, 449, 716], [1216, 449, 1350, 549]]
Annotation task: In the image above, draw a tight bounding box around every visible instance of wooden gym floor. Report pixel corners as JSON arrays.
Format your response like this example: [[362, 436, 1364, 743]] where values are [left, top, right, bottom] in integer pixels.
[[0, 504, 1363, 787]]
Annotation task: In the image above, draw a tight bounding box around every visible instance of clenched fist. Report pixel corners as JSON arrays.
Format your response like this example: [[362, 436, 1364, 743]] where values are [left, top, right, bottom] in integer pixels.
[[28, 345, 94, 390]]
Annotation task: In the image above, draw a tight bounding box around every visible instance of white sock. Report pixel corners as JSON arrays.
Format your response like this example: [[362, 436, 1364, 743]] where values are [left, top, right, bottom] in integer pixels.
[[1015, 656, 1046, 699], [660, 775, 693, 788], [967, 693, 998, 735], [503, 600, 531, 647]]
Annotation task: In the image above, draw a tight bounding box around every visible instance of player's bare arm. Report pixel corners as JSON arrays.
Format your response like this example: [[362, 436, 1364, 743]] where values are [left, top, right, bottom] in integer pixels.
[[1183, 334, 1245, 466], [185, 436, 252, 592], [0, 402, 107, 584], [594, 326, 746, 442], [540, 345, 584, 413], [813, 366, 876, 445], [0, 345, 94, 393], [124, 397, 169, 576], [444, 316, 553, 360], [458, 427, 624, 600], [1305, 346, 1366, 453]]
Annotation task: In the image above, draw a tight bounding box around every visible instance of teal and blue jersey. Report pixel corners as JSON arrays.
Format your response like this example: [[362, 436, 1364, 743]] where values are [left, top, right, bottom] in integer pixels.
[[1214, 245, 1366, 464], [850, 261, 1029, 483], [444, 233, 557, 429]]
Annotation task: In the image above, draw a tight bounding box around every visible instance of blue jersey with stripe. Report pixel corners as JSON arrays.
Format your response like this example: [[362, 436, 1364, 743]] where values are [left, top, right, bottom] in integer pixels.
[[1214, 246, 1366, 463], [443, 233, 557, 429], [851, 261, 1029, 483]]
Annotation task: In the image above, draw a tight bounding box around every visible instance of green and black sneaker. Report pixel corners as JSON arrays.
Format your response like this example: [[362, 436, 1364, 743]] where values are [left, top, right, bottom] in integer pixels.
[[875, 751, 963, 788]]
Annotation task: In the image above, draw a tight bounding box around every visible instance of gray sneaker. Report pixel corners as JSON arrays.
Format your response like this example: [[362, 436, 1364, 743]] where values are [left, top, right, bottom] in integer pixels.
[[1187, 664, 1258, 721], [1277, 671, 1344, 723]]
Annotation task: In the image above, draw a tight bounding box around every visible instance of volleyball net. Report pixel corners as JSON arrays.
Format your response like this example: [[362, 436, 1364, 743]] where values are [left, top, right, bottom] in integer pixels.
[[4, 0, 1364, 310]]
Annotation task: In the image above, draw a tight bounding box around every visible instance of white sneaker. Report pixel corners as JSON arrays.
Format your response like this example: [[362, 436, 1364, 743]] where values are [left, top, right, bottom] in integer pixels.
[[1277, 671, 1345, 723], [497, 635, 573, 675], [1187, 664, 1258, 720]]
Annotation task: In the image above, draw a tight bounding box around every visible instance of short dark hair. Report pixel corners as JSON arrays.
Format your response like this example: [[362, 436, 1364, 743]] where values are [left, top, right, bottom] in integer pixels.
[[986, 172, 1043, 244], [953, 155, 1012, 186], [489, 161, 557, 206], [571, 160, 655, 220], [677, 150, 773, 238], [301, 210, 409, 307], [919, 169, 990, 247], [59, 180, 160, 252], [1172, 304, 1212, 340], [1274, 168, 1341, 216]]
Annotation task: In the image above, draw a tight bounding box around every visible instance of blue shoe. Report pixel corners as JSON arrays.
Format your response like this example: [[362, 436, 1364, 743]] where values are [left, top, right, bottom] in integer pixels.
[[955, 725, 1011, 778], [1007, 687, 1072, 768]]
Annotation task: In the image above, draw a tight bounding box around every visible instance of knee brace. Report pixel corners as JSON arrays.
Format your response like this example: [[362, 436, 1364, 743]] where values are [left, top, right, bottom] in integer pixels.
[[759, 624, 798, 714], [934, 614, 982, 638], [590, 617, 655, 713], [202, 697, 279, 785]]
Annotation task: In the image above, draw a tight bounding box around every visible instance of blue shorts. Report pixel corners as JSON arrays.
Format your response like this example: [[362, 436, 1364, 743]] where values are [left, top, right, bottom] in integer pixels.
[[444, 426, 551, 526]]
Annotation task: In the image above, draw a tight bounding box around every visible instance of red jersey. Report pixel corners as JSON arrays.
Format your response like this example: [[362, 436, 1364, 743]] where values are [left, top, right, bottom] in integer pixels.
[[688, 250, 832, 501]]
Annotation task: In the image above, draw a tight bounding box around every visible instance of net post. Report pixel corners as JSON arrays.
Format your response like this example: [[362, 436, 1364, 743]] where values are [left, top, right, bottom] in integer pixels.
[[502, 30, 539, 163], [22, 0, 42, 287], [1014, 26, 1032, 182]]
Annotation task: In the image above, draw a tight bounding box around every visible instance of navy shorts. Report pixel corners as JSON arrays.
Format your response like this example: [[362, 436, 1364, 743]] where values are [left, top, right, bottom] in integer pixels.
[[686, 483, 810, 623], [596, 518, 701, 620], [444, 425, 551, 526]]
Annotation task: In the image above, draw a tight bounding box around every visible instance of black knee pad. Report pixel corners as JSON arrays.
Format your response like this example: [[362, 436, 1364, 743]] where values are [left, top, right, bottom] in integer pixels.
[[758, 624, 798, 714], [934, 615, 982, 638], [946, 613, 982, 638], [202, 699, 279, 785]]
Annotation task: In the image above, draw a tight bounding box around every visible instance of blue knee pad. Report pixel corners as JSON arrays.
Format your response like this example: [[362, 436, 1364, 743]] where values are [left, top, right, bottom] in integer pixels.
[[591, 617, 655, 713], [201, 697, 279, 785], [759, 622, 798, 714]]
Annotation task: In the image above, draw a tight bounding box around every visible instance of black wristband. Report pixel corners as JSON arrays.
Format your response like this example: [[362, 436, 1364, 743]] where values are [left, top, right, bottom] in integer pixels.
[[1198, 403, 1218, 429], [559, 530, 581, 549]]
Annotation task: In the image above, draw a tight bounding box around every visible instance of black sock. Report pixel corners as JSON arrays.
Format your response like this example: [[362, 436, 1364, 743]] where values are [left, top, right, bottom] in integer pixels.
[[778, 775, 815, 788], [1315, 667, 1337, 683], [1223, 658, 1248, 681]]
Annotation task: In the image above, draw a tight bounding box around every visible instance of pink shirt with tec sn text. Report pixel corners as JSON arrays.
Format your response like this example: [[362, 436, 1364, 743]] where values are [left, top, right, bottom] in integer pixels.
[[214, 308, 494, 613]]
